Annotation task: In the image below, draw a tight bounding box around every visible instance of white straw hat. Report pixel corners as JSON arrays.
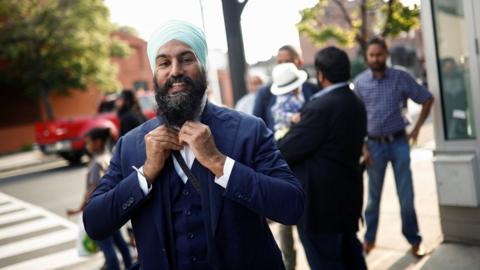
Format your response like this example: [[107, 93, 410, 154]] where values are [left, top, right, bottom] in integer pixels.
[[270, 63, 308, 95]]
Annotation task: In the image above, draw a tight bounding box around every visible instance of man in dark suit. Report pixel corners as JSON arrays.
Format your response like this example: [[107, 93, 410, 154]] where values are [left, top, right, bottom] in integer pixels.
[[253, 45, 317, 270], [278, 47, 367, 270], [83, 20, 304, 270], [253, 45, 319, 131]]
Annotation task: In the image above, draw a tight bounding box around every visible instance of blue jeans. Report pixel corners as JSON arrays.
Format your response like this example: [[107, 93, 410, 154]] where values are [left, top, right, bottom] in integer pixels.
[[364, 137, 422, 245], [96, 230, 133, 270], [298, 228, 367, 270]]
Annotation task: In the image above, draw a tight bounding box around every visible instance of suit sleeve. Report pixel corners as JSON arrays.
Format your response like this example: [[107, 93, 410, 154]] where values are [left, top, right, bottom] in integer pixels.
[[83, 137, 149, 240], [223, 119, 304, 225], [277, 104, 328, 165]]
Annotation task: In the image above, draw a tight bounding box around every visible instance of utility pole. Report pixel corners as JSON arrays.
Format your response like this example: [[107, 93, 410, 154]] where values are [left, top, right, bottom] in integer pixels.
[[221, 0, 248, 103]]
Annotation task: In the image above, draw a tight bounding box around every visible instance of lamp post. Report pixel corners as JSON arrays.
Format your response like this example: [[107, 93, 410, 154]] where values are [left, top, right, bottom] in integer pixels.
[[221, 0, 249, 103]]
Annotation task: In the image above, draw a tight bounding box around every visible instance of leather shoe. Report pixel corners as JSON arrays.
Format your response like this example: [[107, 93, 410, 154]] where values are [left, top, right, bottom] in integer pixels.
[[363, 241, 375, 255], [411, 243, 426, 258]]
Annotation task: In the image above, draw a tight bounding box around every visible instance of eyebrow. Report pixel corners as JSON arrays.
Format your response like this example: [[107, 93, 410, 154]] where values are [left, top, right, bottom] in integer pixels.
[[156, 51, 195, 61]]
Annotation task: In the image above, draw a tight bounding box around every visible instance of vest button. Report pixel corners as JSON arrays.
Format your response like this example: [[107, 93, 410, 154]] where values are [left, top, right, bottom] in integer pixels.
[[191, 256, 197, 262], [185, 209, 192, 216], [187, 232, 194, 239], [183, 190, 190, 196]]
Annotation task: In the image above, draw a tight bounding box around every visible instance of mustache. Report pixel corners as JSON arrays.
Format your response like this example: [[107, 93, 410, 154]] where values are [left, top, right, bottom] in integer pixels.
[[164, 75, 195, 91]]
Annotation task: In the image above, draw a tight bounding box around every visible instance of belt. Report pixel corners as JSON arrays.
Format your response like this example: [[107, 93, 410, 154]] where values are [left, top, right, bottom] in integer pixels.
[[368, 130, 406, 144]]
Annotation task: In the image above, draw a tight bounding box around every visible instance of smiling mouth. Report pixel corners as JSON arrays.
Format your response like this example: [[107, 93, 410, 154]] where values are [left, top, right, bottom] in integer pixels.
[[169, 82, 190, 94]]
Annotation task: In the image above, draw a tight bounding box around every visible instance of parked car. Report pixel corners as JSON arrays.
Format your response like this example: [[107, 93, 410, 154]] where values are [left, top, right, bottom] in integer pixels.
[[35, 91, 156, 164]]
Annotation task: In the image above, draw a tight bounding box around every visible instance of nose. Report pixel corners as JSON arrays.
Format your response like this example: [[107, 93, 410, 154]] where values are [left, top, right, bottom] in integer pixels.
[[170, 59, 184, 77]]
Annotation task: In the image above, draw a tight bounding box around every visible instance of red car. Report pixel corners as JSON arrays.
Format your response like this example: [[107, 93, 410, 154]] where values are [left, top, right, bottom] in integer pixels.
[[35, 92, 156, 164]]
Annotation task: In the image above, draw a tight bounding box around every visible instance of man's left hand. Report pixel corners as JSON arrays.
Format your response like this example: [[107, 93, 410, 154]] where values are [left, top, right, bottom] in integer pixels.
[[408, 128, 420, 146], [179, 121, 226, 177]]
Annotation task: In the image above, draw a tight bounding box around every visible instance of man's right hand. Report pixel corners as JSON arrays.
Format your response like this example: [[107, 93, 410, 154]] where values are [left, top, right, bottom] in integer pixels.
[[362, 143, 373, 168], [143, 125, 183, 184]]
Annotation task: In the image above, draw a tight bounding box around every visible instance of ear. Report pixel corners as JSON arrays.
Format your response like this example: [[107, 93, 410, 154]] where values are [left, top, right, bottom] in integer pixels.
[[316, 71, 323, 82]]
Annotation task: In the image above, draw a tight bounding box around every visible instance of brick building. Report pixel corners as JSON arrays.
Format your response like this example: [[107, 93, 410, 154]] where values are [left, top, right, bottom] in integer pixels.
[[0, 31, 153, 154]]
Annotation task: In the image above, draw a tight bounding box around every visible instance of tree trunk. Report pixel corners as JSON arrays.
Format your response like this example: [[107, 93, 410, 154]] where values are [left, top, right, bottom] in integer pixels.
[[359, 0, 368, 59], [40, 87, 54, 121], [221, 0, 248, 104], [381, 0, 394, 38]]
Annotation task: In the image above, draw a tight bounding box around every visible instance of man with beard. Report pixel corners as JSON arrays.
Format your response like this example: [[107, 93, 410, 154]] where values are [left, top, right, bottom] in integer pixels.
[[83, 20, 304, 270], [353, 37, 433, 257]]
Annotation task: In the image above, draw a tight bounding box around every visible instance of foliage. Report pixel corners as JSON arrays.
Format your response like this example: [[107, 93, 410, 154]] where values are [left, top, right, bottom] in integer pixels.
[[297, 0, 420, 57], [0, 0, 130, 119], [117, 25, 140, 37]]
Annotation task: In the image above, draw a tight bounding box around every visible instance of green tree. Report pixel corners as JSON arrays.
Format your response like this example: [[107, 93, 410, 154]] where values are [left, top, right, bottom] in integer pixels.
[[0, 0, 130, 120], [297, 0, 420, 58], [117, 25, 140, 37]]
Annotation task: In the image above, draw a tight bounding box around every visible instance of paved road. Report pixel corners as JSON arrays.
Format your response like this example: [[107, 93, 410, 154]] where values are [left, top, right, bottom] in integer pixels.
[[0, 165, 104, 269], [0, 165, 85, 217]]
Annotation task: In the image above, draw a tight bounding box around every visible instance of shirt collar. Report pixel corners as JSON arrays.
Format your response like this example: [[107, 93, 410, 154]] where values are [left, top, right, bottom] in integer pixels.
[[310, 81, 349, 100]]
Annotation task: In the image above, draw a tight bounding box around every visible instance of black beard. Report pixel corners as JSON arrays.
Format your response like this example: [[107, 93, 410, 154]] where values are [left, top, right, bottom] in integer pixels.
[[369, 61, 387, 72], [154, 73, 207, 127]]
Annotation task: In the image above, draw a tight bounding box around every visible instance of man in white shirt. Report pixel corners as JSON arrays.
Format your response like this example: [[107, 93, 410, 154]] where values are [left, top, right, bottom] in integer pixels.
[[83, 20, 304, 270], [235, 73, 265, 115]]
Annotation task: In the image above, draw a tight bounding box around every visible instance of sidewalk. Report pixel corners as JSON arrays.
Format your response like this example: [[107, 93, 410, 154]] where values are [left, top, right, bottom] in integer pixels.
[[271, 144, 443, 270], [270, 122, 480, 269], [0, 150, 62, 174], [361, 136, 480, 270]]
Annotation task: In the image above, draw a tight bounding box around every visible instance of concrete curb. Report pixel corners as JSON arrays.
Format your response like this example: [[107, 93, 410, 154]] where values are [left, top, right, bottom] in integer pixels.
[[0, 151, 62, 174]]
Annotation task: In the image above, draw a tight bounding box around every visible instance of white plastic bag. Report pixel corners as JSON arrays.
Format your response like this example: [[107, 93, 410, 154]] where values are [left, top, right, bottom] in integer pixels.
[[76, 217, 99, 256]]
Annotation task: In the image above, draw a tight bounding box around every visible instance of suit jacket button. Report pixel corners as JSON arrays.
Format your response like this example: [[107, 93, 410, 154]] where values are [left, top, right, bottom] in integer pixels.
[[122, 203, 128, 210]]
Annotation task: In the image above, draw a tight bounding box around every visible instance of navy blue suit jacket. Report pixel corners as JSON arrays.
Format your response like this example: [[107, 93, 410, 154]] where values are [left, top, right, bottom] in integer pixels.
[[252, 81, 319, 130], [83, 102, 304, 270]]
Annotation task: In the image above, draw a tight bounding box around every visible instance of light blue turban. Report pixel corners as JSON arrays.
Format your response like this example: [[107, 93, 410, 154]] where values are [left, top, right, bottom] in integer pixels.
[[147, 20, 208, 75]]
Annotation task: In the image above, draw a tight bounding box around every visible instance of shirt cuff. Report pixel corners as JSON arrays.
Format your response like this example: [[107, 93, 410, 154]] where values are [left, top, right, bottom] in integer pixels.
[[214, 156, 235, 188], [132, 166, 152, 195]]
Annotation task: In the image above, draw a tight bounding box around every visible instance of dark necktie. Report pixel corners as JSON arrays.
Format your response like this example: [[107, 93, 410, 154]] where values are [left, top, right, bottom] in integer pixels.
[[172, 150, 201, 192]]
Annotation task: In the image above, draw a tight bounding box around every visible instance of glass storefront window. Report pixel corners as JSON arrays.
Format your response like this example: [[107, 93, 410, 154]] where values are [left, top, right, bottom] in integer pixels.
[[432, 0, 476, 140]]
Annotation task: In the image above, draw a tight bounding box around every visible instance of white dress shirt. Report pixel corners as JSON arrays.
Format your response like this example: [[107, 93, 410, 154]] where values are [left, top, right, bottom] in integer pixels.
[[134, 95, 235, 195], [134, 149, 235, 195]]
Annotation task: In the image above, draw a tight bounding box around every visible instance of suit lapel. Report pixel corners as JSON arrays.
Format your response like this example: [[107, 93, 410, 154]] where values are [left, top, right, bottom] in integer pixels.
[[159, 160, 176, 268], [200, 103, 239, 235], [135, 117, 177, 267]]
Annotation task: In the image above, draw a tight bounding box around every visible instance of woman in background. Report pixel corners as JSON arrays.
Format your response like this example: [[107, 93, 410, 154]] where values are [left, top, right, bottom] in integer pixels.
[[116, 89, 147, 136]]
